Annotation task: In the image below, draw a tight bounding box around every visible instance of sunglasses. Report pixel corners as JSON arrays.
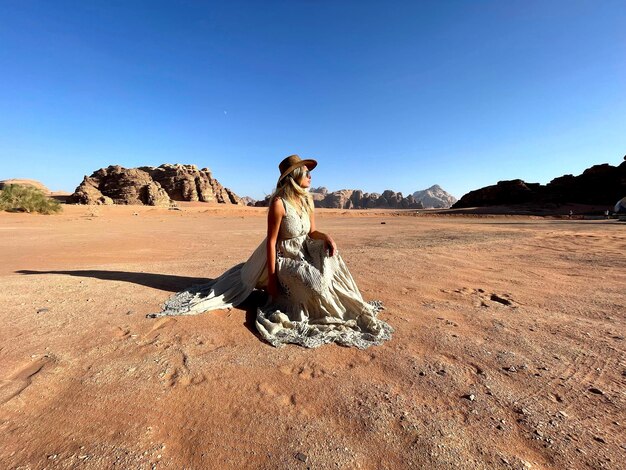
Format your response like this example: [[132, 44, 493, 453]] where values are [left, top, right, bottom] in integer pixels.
[[303, 169, 312, 177]]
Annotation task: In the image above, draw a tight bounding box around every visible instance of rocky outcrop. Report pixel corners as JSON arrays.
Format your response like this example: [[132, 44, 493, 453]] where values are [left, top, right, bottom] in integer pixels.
[[453, 157, 626, 209], [256, 188, 423, 209], [69, 164, 243, 206], [71, 178, 115, 205], [309, 187, 328, 204], [239, 196, 256, 206], [142, 164, 241, 204], [312, 188, 423, 209], [452, 179, 538, 207], [319, 189, 357, 209], [412, 185, 457, 208], [69, 166, 169, 206]]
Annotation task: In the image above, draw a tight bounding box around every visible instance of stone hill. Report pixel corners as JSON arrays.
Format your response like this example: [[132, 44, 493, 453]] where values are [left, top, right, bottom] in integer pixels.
[[69, 164, 243, 206], [256, 188, 424, 209], [453, 157, 626, 209], [412, 185, 457, 208]]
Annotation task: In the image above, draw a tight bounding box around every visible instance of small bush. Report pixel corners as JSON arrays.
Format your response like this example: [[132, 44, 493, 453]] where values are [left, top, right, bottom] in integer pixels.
[[0, 184, 62, 214]]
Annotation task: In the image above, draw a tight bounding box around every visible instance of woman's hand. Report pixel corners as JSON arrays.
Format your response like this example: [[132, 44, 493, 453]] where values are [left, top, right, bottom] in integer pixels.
[[267, 274, 281, 299], [308, 210, 337, 256], [324, 234, 337, 256]]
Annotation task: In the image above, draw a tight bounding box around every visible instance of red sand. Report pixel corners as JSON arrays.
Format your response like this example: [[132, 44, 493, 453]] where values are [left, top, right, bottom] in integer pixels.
[[1, 204, 624, 469]]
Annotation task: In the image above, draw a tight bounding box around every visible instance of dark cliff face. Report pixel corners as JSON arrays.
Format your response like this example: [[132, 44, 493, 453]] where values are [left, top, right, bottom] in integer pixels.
[[453, 158, 626, 209], [544, 162, 626, 205], [69, 164, 243, 206], [452, 179, 537, 207]]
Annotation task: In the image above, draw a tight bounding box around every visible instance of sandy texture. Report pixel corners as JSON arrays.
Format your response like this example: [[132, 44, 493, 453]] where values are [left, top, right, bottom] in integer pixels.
[[0, 204, 624, 469]]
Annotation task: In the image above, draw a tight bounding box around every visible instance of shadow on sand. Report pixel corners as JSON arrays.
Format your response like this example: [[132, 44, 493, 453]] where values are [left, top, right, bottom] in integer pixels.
[[15, 269, 268, 338], [16, 269, 213, 292]]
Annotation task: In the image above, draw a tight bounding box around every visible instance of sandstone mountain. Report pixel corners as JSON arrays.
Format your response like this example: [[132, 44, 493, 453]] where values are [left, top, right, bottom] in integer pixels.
[[255, 187, 424, 209], [69, 164, 243, 206], [412, 185, 457, 208], [239, 196, 256, 206], [453, 157, 626, 209], [309, 187, 328, 204]]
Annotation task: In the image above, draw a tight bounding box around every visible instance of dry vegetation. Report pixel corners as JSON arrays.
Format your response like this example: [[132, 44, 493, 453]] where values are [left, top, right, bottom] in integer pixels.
[[0, 184, 62, 214]]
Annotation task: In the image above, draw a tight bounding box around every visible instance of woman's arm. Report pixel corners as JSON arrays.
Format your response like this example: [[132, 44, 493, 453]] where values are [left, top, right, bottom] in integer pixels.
[[308, 208, 337, 256], [266, 197, 285, 297]]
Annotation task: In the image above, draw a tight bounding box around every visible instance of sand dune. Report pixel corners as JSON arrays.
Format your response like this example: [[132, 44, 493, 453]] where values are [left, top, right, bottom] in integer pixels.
[[0, 205, 624, 469]]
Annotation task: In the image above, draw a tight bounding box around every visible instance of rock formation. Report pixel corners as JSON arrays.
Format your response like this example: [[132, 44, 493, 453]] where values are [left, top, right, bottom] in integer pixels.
[[311, 188, 423, 209], [142, 164, 242, 204], [453, 157, 626, 208], [69, 164, 243, 206], [412, 185, 457, 208], [309, 187, 328, 204], [255, 188, 423, 209], [239, 196, 256, 206]]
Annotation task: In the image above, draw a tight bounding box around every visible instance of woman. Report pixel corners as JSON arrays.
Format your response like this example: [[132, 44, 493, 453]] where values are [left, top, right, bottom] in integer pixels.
[[149, 155, 393, 349]]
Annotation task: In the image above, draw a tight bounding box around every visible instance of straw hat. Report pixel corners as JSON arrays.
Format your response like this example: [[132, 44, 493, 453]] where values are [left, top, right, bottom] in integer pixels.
[[278, 154, 317, 181]]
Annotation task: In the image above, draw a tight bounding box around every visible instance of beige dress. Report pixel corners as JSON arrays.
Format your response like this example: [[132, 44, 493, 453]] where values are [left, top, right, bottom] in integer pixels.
[[149, 198, 393, 349]]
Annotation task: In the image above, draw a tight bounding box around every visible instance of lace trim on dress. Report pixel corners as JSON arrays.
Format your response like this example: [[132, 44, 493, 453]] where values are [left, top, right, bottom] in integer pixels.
[[256, 300, 393, 349]]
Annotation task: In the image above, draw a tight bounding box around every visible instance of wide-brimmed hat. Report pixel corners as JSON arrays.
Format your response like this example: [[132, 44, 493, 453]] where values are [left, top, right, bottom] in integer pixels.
[[278, 154, 317, 181]]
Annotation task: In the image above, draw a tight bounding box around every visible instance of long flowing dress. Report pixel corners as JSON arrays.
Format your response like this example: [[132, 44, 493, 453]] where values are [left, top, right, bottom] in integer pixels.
[[148, 198, 393, 349]]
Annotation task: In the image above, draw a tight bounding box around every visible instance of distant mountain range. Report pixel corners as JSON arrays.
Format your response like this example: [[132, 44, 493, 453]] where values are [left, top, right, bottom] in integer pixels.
[[412, 185, 457, 209], [3, 168, 461, 210], [308, 188, 422, 209], [253, 185, 457, 209], [452, 156, 626, 209]]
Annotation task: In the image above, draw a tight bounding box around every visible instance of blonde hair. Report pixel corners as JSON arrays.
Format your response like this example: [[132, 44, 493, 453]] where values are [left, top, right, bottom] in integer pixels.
[[271, 165, 314, 213]]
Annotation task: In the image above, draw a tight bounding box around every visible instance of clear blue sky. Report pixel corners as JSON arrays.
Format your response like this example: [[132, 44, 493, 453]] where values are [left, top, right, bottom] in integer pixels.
[[1, 0, 625, 200]]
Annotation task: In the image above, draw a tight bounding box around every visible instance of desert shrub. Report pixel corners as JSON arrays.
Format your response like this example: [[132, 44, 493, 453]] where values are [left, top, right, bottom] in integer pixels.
[[0, 184, 62, 214]]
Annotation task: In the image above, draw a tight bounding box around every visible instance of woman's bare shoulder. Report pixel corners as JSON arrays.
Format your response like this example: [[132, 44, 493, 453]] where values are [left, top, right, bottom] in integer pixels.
[[268, 196, 285, 215]]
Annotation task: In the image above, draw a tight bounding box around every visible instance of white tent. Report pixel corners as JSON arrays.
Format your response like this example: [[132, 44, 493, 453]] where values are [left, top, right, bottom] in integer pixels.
[[615, 197, 626, 213]]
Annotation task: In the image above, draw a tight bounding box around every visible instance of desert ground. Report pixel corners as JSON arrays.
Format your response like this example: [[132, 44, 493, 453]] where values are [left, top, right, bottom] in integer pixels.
[[0, 204, 624, 469]]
